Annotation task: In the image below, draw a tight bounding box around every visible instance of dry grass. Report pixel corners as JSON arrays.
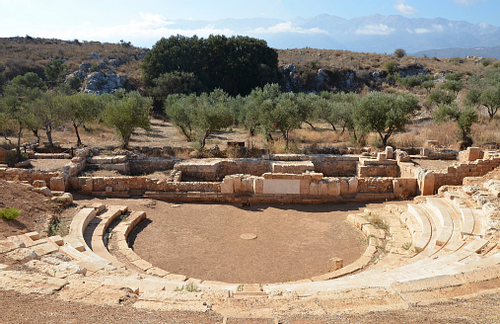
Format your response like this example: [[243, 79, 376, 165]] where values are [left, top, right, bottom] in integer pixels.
[[0, 37, 146, 84]]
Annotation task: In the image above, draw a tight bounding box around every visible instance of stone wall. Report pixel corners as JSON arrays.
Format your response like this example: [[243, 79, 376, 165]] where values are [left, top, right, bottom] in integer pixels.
[[357, 157, 399, 178], [175, 156, 359, 181], [129, 158, 179, 175], [419, 153, 500, 195], [0, 167, 58, 186]]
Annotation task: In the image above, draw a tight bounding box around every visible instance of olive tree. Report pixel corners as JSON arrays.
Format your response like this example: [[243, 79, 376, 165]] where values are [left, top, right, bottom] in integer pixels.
[[354, 92, 420, 147], [66, 93, 106, 146], [103, 91, 153, 149]]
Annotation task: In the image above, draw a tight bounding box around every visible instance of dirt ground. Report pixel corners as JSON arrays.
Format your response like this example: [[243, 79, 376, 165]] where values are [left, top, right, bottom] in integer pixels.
[[73, 194, 375, 284], [1, 289, 500, 323], [0, 181, 58, 238]]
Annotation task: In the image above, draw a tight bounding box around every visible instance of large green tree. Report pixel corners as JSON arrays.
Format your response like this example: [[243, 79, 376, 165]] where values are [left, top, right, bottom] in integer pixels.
[[354, 92, 420, 147], [142, 35, 282, 97], [66, 93, 106, 146], [103, 91, 153, 149], [1, 73, 45, 157]]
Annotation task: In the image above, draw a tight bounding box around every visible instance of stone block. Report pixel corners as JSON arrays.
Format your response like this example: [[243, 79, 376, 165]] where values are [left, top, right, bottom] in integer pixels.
[[420, 148, 430, 157], [132, 259, 153, 271], [309, 181, 319, 195], [253, 178, 264, 194], [385, 146, 394, 159], [393, 178, 418, 198], [327, 257, 343, 272], [220, 177, 234, 194], [300, 179, 310, 195], [50, 177, 66, 191], [377, 152, 387, 161], [326, 179, 340, 196], [339, 179, 349, 196], [348, 178, 358, 195], [263, 179, 276, 194], [82, 178, 93, 194], [421, 171, 436, 195], [32, 180, 46, 188]]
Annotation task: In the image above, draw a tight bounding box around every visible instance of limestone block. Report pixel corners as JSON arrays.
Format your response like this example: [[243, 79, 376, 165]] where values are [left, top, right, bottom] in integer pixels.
[[50, 177, 66, 191], [309, 181, 319, 195], [300, 179, 310, 195], [263, 179, 276, 194], [421, 171, 436, 195], [421, 148, 430, 157], [339, 179, 349, 195], [34, 187, 51, 196], [385, 146, 394, 159], [233, 176, 242, 193], [377, 152, 387, 161], [326, 179, 340, 196], [393, 178, 418, 198], [348, 178, 358, 195], [82, 178, 93, 194], [220, 177, 234, 194], [105, 186, 113, 193], [318, 181, 328, 196], [253, 178, 264, 194], [276, 179, 300, 194], [32, 180, 46, 188], [327, 257, 343, 272]]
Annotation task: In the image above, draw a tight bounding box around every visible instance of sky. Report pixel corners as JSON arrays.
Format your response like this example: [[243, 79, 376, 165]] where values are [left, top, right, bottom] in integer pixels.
[[0, 0, 497, 48]]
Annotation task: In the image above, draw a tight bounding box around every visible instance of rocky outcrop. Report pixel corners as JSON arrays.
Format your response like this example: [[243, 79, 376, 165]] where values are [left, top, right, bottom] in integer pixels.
[[82, 71, 126, 95], [280, 62, 430, 93]]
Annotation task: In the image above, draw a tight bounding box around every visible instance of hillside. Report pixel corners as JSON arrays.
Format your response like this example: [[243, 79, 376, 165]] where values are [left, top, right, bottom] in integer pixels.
[[1, 36, 498, 95]]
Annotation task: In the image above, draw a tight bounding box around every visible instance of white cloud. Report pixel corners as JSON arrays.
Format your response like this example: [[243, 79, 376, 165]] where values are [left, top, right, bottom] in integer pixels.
[[479, 22, 489, 29], [34, 13, 234, 46], [249, 22, 328, 35], [415, 28, 431, 34], [394, 1, 417, 15], [355, 24, 396, 35], [414, 24, 444, 34], [406, 28, 414, 34], [454, 0, 479, 6]]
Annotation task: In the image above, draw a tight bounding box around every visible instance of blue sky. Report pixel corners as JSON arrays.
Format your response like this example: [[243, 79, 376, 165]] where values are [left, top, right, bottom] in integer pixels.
[[0, 0, 497, 48]]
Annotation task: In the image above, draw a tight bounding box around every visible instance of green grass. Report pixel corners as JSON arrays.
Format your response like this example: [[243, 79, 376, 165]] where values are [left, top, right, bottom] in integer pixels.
[[0, 207, 21, 220]]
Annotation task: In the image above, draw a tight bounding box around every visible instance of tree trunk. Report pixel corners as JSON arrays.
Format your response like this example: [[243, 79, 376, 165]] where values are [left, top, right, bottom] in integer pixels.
[[329, 122, 337, 133], [73, 121, 83, 147], [285, 130, 289, 150], [200, 129, 211, 150], [122, 133, 131, 149], [31, 129, 40, 143], [304, 120, 316, 131], [16, 125, 22, 158], [45, 124, 53, 146]]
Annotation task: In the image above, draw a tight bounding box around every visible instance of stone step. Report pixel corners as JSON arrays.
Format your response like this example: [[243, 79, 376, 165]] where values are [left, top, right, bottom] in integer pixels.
[[425, 198, 457, 247], [405, 205, 432, 252]]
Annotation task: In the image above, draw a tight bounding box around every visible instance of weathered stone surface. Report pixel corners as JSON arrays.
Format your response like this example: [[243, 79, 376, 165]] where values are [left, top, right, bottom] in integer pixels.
[[6, 248, 40, 263]]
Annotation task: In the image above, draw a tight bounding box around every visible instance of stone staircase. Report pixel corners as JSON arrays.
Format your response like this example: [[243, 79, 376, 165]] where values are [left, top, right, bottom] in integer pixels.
[[1, 178, 500, 317]]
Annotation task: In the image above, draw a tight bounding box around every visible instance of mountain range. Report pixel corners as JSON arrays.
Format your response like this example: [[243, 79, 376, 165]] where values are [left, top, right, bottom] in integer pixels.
[[165, 14, 500, 56]]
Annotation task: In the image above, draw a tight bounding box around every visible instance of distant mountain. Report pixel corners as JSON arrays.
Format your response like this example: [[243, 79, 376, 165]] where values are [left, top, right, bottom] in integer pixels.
[[161, 14, 500, 54], [411, 46, 500, 59]]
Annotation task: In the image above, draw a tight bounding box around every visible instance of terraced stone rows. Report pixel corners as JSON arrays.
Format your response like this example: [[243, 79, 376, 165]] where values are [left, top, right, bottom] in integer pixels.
[[2, 175, 500, 317]]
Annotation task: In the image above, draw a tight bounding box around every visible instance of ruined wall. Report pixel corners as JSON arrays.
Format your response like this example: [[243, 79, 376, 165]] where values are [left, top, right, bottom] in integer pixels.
[[129, 158, 179, 175], [0, 167, 58, 186]]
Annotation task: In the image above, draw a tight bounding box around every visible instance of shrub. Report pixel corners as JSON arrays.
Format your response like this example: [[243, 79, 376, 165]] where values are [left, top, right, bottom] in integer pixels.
[[384, 61, 398, 74], [394, 48, 406, 58], [0, 207, 21, 220], [482, 60, 491, 67]]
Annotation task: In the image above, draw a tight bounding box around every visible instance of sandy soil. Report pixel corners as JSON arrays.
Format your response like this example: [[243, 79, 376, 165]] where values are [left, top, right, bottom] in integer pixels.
[[72, 194, 378, 284], [128, 202, 370, 284], [0, 181, 58, 239], [1, 289, 499, 323]]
